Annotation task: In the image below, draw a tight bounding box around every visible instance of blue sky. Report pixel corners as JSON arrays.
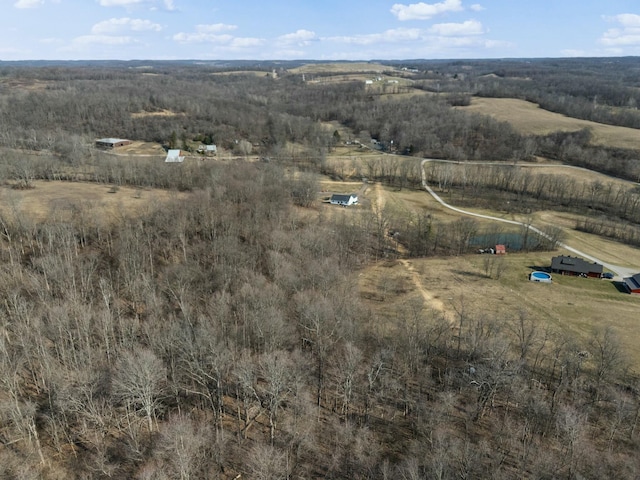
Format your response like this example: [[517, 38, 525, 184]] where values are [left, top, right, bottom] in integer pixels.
[[2, 0, 640, 60]]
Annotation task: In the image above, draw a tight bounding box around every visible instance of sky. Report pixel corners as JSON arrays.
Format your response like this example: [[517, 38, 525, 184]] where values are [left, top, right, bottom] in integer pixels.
[[2, 0, 640, 61]]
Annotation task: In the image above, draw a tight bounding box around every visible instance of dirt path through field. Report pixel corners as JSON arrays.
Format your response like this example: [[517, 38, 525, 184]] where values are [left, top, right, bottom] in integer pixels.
[[398, 258, 454, 324], [375, 181, 455, 323], [374, 181, 385, 210]]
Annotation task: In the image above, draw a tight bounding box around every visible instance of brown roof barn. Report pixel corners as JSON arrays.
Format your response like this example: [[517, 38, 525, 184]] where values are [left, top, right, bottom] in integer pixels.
[[550, 255, 603, 278]]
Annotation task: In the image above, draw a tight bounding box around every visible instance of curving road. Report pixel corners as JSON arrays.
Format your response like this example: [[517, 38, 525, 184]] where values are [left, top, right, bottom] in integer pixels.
[[419, 158, 638, 279]]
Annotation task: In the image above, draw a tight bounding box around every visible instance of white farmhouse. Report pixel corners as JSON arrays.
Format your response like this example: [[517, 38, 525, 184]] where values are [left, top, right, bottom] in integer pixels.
[[330, 194, 358, 206]]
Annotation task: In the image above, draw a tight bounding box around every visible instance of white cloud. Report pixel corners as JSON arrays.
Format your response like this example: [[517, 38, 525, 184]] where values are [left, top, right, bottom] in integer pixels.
[[173, 24, 263, 49], [230, 37, 264, 48], [470, 4, 484, 12], [98, 0, 174, 9], [277, 30, 317, 46], [430, 20, 484, 36], [600, 14, 640, 47], [14, 0, 44, 8], [609, 13, 640, 27], [321, 33, 509, 61], [92, 18, 162, 34], [390, 0, 463, 21], [173, 24, 238, 43], [195, 23, 238, 33], [326, 28, 423, 46], [98, 0, 145, 6]]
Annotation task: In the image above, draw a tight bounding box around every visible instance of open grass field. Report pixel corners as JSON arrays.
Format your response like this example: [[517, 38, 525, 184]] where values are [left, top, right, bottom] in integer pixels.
[[104, 140, 167, 156], [358, 250, 640, 370], [320, 167, 640, 371], [210, 70, 272, 77], [289, 62, 391, 74], [0, 180, 188, 224], [459, 97, 640, 150], [130, 109, 181, 119]]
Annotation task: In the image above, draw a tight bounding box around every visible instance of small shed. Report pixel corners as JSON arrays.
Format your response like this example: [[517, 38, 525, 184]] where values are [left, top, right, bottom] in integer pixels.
[[623, 273, 640, 294], [165, 149, 185, 163], [330, 194, 358, 206], [495, 244, 506, 255], [198, 144, 217, 155], [95, 138, 132, 149], [550, 255, 603, 278]]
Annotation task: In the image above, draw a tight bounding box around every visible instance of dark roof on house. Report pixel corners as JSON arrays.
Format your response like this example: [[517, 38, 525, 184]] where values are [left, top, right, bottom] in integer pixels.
[[550, 255, 603, 275], [330, 194, 356, 202], [624, 273, 640, 292]]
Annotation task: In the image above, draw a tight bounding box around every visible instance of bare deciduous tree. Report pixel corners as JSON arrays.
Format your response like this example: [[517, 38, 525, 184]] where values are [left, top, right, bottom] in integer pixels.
[[112, 348, 166, 432]]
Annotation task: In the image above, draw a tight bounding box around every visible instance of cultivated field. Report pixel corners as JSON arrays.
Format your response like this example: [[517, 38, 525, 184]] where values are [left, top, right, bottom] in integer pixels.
[[459, 97, 640, 150]]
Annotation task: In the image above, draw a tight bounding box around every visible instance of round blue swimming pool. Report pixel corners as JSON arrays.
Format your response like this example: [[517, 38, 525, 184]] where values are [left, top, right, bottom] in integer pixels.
[[530, 271, 552, 282]]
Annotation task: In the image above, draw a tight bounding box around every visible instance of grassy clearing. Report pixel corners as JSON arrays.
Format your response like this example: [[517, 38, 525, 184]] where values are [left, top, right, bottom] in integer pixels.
[[359, 251, 640, 371], [0, 180, 188, 224], [210, 70, 272, 77], [105, 140, 167, 156], [459, 97, 640, 150], [130, 109, 181, 119]]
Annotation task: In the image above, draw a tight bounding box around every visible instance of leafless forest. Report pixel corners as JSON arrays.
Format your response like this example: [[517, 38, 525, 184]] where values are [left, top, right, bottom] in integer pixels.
[[0, 59, 639, 478]]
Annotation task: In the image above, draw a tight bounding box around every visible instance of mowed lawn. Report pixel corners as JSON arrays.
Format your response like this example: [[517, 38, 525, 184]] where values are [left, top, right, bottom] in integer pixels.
[[459, 97, 640, 150]]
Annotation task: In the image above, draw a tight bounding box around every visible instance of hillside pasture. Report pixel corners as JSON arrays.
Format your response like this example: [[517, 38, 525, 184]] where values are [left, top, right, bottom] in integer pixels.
[[359, 250, 640, 372], [459, 97, 640, 150], [320, 174, 640, 371]]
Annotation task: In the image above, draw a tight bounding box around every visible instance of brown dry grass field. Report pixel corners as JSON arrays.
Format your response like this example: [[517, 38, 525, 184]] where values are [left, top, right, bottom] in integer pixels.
[[324, 173, 640, 371], [105, 140, 167, 156], [210, 70, 272, 77], [289, 62, 391, 74], [0, 180, 188, 224], [358, 252, 640, 370], [459, 97, 640, 150], [130, 109, 181, 119]]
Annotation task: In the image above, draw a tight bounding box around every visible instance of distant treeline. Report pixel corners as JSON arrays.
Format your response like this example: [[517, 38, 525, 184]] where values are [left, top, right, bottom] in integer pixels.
[[1, 61, 640, 182]]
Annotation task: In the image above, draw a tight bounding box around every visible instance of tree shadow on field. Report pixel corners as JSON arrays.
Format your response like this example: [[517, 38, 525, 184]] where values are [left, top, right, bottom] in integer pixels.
[[452, 269, 486, 279], [527, 265, 551, 273]]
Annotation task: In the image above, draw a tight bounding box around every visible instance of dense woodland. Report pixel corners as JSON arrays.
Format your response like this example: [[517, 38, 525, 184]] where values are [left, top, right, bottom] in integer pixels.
[[0, 59, 639, 478]]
